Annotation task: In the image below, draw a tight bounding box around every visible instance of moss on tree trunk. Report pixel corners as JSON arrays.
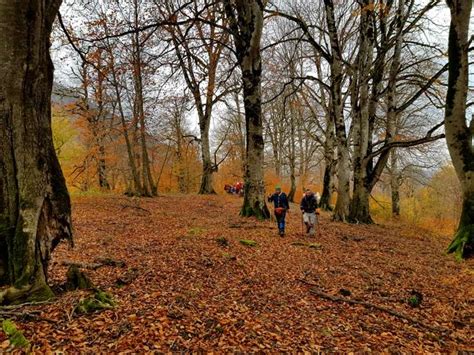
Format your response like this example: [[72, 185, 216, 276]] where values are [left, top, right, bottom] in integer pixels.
[[448, 193, 474, 259], [0, 0, 72, 304]]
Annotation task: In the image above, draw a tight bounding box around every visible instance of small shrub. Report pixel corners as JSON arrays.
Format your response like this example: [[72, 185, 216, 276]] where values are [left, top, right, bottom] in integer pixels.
[[407, 290, 423, 307]]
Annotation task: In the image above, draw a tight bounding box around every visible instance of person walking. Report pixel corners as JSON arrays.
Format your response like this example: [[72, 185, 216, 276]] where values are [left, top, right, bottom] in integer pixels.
[[300, 188, 320, 236], [268, 185, 290, 236]]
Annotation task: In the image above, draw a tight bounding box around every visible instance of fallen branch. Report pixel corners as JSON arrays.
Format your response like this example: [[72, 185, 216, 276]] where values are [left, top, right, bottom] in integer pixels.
[[61, 257, 126, 270], [0, 300, 53, 310], [0, 310, 57, 323], [298, 279, 450, 335], [120, 204, 151, 214], [61, 260, 103, 270]]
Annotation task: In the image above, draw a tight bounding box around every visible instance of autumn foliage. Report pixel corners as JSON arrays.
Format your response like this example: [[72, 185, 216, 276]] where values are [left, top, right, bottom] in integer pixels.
[[1, 194, 471, 352]]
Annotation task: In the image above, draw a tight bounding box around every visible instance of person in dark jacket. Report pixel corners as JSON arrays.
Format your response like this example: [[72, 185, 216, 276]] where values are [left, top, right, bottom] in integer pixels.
[[300, 188, 319, 236], [268, 185, 289, 236]]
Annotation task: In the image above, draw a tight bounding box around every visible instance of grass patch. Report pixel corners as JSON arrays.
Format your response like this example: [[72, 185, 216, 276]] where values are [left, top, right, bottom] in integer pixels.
[[239, 239, 257, 247], [188, 227, 205, 236]]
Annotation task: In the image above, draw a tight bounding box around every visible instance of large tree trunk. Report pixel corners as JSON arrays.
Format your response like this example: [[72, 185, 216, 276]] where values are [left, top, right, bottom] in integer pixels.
[[444, 0, 473, 259], [224, 0, 269, 219], [349, 0, 375, 224], [324, 0, 350, 222], [0, 0, 72, 304]]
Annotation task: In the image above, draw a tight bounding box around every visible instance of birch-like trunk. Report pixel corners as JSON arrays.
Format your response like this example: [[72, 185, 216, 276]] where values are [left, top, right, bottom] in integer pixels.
[[0, 0, 72, 303], [324, 0, 350, 222], [444, 0, 473, 259], [224, 0, 269, 219]]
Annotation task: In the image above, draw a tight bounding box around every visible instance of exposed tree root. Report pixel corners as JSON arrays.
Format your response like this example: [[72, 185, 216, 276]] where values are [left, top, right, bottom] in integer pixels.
[[0, 283, 54, 305]]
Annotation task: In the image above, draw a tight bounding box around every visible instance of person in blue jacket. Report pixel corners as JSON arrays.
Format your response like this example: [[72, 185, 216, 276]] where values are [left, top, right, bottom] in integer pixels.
[[268, 185, 290, 236]]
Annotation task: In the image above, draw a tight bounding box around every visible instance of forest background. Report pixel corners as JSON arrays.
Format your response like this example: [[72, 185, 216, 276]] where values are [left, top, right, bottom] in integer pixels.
[[51, 0, 473, 236]]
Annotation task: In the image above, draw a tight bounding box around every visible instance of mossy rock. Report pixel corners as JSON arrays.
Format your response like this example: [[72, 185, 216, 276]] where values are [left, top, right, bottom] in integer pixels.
[[2, 320, 29, 348], [75, 290, 116, 314], [239, 239, 257, 247]]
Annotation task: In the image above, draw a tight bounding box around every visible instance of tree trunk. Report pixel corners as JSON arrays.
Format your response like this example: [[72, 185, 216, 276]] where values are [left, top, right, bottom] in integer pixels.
[[133, 0, 156, 197], [0, 0, 72, 304], [349, 0, 375, 224], [97, 144, 110, 190], [320, 159, 336, 210], [324, 0, 350, 222], [224, 0, 269, 219], [104, 30, 142, 196], [390, 149, 401, 217], [198, 121, 216, 194], [444, 0, 473, 259]]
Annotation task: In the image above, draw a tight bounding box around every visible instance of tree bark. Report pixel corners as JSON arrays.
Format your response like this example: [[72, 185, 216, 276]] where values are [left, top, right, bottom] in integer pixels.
[[390, 149, 401, 217], [132, 0, 156, 197], [349, 0, 375, 224], [444, 0, 473, 259], [0, 0, 72, 303], [102, 23, 143, 196], [324, 0, 350, 222], [223, 0, 270, 219]]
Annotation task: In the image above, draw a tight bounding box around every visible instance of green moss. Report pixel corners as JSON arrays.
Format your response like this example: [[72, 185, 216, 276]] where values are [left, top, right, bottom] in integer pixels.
[[2, 320, 30, 348], [239, 239, 257, 247], [75, 290, 116, 314], [447, 224, 474, 260], [26, 284, 54, 303]]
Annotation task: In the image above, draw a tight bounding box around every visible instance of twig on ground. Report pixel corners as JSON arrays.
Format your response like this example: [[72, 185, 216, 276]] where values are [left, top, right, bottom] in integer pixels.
[[298, 279, 451, 335]]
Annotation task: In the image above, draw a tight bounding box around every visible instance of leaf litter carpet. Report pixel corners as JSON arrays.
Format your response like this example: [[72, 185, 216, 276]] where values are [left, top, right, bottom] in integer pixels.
[[4, 195, 473, 352]]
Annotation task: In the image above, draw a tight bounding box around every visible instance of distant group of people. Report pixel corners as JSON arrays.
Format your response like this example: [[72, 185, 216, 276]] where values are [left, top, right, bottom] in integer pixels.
[[268, 185, 320, 237], [224, 182, 244, 196]]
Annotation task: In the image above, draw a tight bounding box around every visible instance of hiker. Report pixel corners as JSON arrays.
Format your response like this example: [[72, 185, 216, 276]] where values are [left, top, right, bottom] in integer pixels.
[[300, 188, 320, 236], [268, 185, 290, 236]]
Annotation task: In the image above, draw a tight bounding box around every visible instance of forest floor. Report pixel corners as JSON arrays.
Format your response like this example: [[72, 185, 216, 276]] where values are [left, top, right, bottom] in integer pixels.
[[2, 194, 473, 352]]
